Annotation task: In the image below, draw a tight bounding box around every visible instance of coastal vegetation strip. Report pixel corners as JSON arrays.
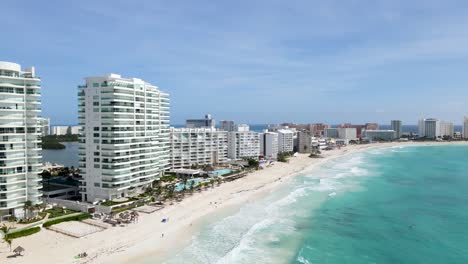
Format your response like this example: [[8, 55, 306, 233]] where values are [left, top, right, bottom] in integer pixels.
[[5, 227, 41, 240], [43, 213, 90, 228], [42, 134, 78, 149]]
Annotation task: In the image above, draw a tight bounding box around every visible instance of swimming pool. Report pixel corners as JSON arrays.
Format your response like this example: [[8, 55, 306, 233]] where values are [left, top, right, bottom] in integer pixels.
[[211, 169, 233, 176], [175, 178, 206, 192]]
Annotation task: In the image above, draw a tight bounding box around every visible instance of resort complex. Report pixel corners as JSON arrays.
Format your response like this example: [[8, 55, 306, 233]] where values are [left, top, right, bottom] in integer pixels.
[[1, 60, 468, 264]]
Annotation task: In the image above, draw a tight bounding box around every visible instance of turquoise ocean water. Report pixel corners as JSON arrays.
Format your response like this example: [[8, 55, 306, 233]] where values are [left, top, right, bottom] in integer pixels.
[[161, 145, 468, 264]]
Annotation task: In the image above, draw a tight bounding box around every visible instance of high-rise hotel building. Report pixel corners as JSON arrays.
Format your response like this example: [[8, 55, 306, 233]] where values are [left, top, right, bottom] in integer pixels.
[[0, 61, 42, 218], [78, 74, 170, 202]]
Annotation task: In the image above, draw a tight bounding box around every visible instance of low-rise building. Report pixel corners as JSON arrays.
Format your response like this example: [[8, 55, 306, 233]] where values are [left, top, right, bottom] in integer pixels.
[[51, 125, 79, 135], [169, 127, 228, 169], [362, 130, 396, 142]]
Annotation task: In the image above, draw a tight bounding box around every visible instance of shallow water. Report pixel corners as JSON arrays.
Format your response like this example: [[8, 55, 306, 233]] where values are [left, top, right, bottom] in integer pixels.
[[160, 145, 468, 264]]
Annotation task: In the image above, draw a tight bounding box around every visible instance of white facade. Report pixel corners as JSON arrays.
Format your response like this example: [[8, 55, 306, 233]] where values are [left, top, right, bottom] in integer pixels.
[[440, 121, 454, 137], [219, 120, 235, 132], [38, 117, 50, 136], [0, 61, 42, 218], [235, 124, 250, 132], [418, 119, 425, 137], [391, 120, 402, 138], [277, 129, 294, 153], [260, 132, 278, 160], [78, 74, 170, 202], [424, 118, 440, 138], [228, 131, 260, 159], [337, 128, 357, 140], [362, 130, 396, 141], [464, 116, 468, 139], [169, 127, 228, 169], [51, 125, 80, 135]]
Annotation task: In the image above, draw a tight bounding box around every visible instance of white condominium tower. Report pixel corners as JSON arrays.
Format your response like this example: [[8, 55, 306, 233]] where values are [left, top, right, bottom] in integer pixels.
[[277, 129, 294, 153], [169, 127, 228, 169], [78, 74, 170, 202], [464, 116, 468, 139], [391, 120, 402, 138], [260, 131, 278, 160], [0, 61, 42, 218], [228, 128, 260, 159]]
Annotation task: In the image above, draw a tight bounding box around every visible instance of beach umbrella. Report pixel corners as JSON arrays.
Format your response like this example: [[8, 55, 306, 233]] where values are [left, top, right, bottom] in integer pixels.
[[13, 246, 24, 256]]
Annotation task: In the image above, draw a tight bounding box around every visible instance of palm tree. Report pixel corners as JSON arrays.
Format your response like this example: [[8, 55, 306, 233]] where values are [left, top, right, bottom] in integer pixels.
[[0, 224, 12, 252], [182, 177, 188, 191], [23, 200, 33, 219], [166, 184, 176, 200], [189, 180, 195, 194], [210, 179, 215, 188]]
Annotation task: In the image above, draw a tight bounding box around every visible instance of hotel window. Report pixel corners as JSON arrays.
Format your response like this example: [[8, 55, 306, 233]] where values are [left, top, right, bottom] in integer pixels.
[[93, 83, 99, 87]]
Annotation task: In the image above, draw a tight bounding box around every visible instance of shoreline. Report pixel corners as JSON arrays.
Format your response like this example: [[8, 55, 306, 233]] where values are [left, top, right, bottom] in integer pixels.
[[1, 141, 467, 264]]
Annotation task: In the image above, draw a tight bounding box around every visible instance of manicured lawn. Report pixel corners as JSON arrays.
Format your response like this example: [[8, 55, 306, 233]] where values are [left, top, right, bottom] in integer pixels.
[[39, 208, 78, 219]]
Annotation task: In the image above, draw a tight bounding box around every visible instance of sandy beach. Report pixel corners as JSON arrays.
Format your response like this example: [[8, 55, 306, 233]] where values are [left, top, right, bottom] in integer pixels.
[[1, 141, 466, 264]]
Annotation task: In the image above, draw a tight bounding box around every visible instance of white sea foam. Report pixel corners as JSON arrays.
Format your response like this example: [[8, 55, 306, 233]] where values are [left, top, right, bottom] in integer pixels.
[[297, 256, 312, 264], [165, 150, 378, 264]]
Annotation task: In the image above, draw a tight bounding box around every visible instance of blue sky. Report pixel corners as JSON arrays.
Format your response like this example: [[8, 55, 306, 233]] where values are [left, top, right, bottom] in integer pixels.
[[2, 0, 468, 125]]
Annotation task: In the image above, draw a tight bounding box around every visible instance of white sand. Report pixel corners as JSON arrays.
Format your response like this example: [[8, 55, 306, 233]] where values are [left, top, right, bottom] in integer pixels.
[[0, 141, 466, 264]]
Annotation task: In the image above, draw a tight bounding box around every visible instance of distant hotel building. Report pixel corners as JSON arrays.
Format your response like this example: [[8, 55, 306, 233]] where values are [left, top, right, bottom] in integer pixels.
[[260, 131, 278, 160], [418, 118, 451, 138], [362, 130, 396, 142], [277, 129, 294, 153], [337, 128, 357, 141], [391, 120, 402, 138], [324, 128, 339, 138], [186, 114, 214, 128], [227, 126, 260, 159], [297, 130, 313, 153], [78, 74, 170, 202], [169, 127, 228, 169], [0, 61, 42, 218], [307, 123, 330, 136], [464, 116, 468, 139], [38, 117, 50, 136], [219, 120, 235, 132], [51, 125, 79, 135], [440, 121, 454, 137]]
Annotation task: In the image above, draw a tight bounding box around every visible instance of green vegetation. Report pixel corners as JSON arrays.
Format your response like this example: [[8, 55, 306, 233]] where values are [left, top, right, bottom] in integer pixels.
[[39, 208, 78, 219], [309, 149, 323, 158], [5, 227, 41, 240], [278, 152, 294, 163], [160, 175, 177, 182], [245, 158, 259, 169], [41, 134, 79, 149], [100, 197, 138, 206], [43, 213, 90, 227]]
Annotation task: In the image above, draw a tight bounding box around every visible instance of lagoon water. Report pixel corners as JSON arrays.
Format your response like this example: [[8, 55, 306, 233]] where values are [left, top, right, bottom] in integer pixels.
[[162, 145, 468, 264], [41, 142, 79, 167]]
